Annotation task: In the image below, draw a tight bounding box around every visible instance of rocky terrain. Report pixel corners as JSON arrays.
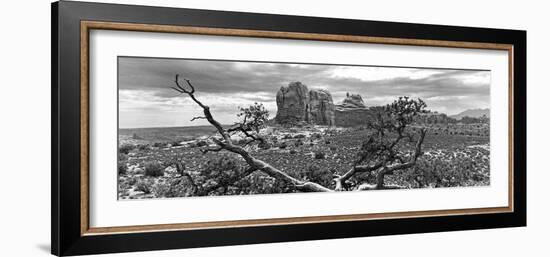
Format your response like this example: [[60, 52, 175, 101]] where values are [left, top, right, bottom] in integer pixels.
[[117, 81, 491, 199], [118, 122, 490, 199]]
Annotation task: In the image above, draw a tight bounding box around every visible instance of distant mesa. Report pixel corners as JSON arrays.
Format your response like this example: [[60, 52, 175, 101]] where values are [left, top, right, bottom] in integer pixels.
[[275, 81, 372, 127], [450, 108, 490, 120]]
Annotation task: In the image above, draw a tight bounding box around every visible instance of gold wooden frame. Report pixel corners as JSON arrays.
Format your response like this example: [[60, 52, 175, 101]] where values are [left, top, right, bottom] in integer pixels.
[[80, 20, 514, 236]]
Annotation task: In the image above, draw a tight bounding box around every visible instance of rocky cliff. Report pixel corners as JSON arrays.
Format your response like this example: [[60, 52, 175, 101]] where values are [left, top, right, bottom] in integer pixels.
[[275, 83, 375, 127], [308, 89, 335, 126], [275, 82, 335, 126], [334, 93, 373, 127], [339, 93, 366, 108], [275, 82, 310, 124]]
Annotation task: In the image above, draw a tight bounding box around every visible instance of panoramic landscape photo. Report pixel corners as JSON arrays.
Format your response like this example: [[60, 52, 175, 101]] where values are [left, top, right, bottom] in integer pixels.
[[117, 57, 491, 200]]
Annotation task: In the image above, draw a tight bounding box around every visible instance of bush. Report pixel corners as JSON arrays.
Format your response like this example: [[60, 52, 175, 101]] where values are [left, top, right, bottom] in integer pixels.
[[314, 151, 325, 159], [283, 134, 292, 139], [137, 144, 150, 151], [118, 162, 127, 175], [144, 161, 165, 177], [118, 153, 128, 175], [258, 141, 271, 150], [294, 140, 303, 147], [119, 144, 135, 154], [293, 134, 306, 139], [304, 164, 333, 186], [196, 140, 208, 147], [171, 141, 181, 147], [135, 180, 151, 194], [279, 142, 288, 149], [152, 178, 196, 198], [325, 140, 331, 144], [289, 149, 297, 154], [152, 142, 165, 148]]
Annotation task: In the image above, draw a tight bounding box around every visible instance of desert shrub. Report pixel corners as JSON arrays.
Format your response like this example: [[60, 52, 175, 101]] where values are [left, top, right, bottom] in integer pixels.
[[119, 144, 135, 154], [144, 161, 165, 177], [135, 180, 151, 194], [289, 149, 297, 154], [283, 134, 292, 139], [171, 141, 181, 147], [325, 139, 331, 144], [127, 177, 137, 186], [196, 140, 208, 147], [293, 134, 306, 139], [152, 142, 165, 148], [152, 178, 196, 198], [118, 162, 127, 175], [314, 151, 325, 159], [312, 133, 322, 139], [118, 153, 128, 175], [279, 142, 288, 149], [402, 147, 489, 188], [304, 164, 333, 187], [294, 140, 303, 147], [236, 172, 294, 195], [198, 155, 246, 194], [137, 144, 150, 151], [329, 146, 337, 151], [258, 141, 271, 150]]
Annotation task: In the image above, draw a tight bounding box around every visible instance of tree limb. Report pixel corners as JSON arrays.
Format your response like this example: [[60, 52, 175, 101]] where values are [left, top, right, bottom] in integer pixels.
[[171, 76, 332, 193], [375, 128, 426, 189], [190, 116, 207, 121]]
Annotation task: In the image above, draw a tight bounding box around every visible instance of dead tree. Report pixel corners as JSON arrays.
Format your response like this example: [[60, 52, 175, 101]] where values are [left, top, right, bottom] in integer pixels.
[[171, 76, 427, 193], [171, 75, 331, 192], [334, 96, 427, 190]]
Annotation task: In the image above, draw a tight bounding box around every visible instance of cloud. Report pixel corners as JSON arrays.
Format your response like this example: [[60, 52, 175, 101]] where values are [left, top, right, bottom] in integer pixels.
[[119, 57, 490, 128]]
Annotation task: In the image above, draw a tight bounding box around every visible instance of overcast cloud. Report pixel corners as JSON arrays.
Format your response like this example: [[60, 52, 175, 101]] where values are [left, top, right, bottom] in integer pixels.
[[119, 57, 490, 128]]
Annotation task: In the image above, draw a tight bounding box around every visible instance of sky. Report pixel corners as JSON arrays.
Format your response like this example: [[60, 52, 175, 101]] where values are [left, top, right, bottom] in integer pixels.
[[118, 57, 490, 128]]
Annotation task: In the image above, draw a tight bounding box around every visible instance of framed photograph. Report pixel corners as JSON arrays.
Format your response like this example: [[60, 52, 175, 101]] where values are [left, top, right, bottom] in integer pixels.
[[51, 1, 526, 256]]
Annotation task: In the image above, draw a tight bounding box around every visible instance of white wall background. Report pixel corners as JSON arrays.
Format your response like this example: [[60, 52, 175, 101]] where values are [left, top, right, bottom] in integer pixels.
[[0, 0, 547, 256]]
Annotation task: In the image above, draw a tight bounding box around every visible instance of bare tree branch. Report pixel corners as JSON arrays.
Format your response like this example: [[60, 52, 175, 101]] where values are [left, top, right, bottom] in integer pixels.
[[171, 78, 427, 193], [200, 146, 224, 154], [375, 128, 426, 189], [190, 116, 207, 121], [171, 76, 332, 193], [199, 166, 258, 195]]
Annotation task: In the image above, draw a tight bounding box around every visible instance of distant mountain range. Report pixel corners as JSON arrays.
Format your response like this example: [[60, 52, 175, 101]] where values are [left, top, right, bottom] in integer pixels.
[[450, 108, 490, 120]]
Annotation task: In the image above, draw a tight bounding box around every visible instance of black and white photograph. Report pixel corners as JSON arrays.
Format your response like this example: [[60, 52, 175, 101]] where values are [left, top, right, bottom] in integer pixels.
[[117, 57, 491, 199]]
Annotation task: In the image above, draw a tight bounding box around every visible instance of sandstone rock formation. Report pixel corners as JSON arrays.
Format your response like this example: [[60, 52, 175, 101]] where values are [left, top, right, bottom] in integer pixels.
[[308, 89, 335, 126], [275, 82, 310, 124], [275, 82, 335, 126], [340, 92, 366, 108], [334, 93, 374, 127]]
